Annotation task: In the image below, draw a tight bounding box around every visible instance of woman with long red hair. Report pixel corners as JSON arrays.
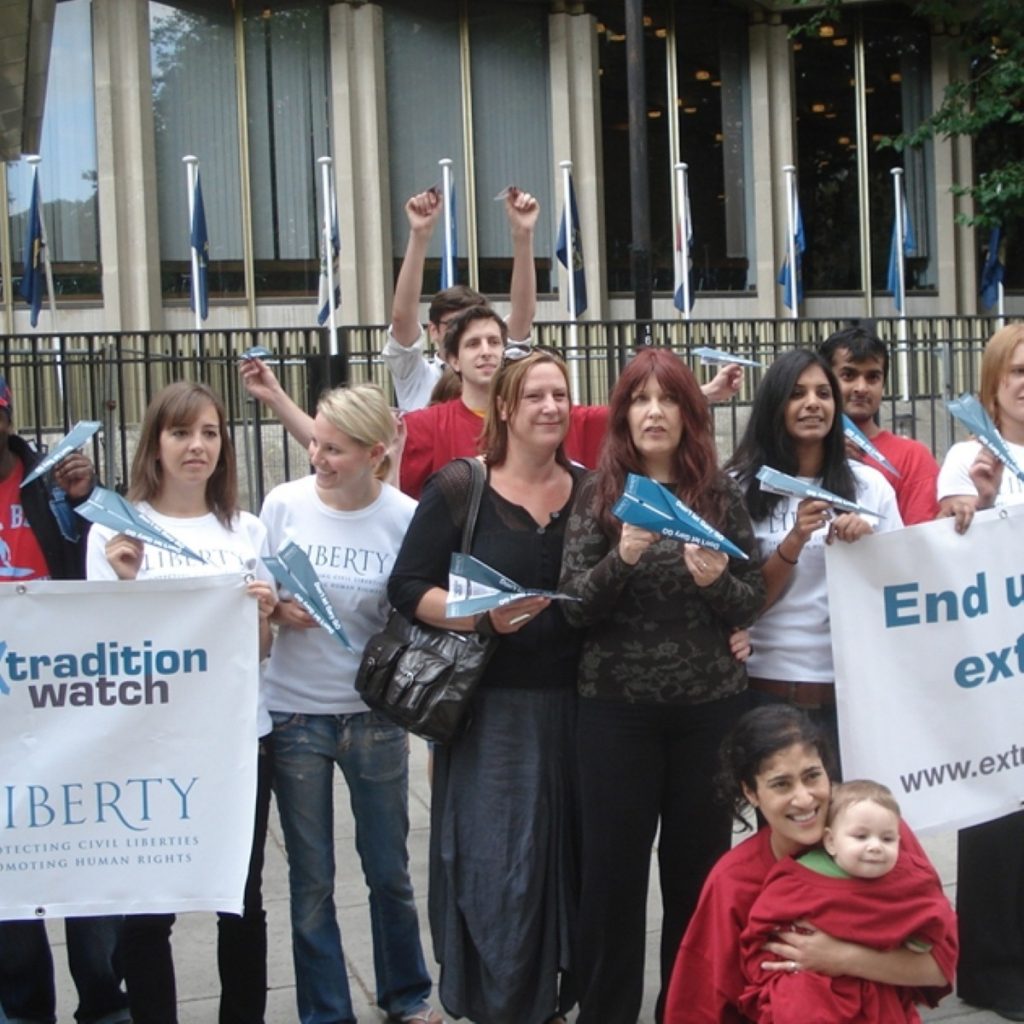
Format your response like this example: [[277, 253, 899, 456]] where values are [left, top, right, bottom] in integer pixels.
[[559, 347, 765, 1023]]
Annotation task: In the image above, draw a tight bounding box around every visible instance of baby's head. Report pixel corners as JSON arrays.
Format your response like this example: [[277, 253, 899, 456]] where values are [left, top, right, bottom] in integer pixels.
[[822, 780, 901, 879]]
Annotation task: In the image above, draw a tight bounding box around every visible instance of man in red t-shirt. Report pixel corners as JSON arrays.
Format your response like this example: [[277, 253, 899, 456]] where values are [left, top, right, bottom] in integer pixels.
[[819, 326, 940, 525]]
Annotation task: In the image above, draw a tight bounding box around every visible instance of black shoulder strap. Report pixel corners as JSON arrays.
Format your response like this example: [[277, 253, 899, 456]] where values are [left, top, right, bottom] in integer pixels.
[[459, 457, 485, 553]]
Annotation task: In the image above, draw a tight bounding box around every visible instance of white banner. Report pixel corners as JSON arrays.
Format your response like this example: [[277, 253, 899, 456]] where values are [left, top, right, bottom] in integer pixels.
[[0, 576, 258, 919], [827, 505, 1024, 833]]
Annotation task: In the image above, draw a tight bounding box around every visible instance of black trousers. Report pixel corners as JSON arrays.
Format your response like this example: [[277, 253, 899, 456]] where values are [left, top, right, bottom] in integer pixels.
[[957, 809, 1024, 1011], [123, 741, 273, 1024], [573, 692, 748, 1024]]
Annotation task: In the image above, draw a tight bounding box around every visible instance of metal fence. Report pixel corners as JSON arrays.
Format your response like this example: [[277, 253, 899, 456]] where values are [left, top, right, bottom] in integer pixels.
[[0, 313, 1006, 511]]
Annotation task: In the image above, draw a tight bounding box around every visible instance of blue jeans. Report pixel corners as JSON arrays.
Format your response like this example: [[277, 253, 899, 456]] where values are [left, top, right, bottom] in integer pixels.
[[270, 711, 432, 1024], [0, 917, 128, 1024]]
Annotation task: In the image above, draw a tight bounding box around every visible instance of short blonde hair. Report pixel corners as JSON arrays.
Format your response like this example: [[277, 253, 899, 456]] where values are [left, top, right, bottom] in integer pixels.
[[316, 384, 395, 481], [980, 323, 1024, 430]]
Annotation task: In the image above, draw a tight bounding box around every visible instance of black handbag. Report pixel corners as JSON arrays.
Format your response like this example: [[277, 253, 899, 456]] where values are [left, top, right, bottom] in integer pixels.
[[355, 458, 497, 743]]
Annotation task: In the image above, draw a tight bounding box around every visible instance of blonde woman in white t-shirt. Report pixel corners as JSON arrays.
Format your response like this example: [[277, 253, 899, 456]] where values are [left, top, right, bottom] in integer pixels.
[[87, 381, 277, 1024], [258, 383, 442, 1024], [935, 323, 1024, 1019]]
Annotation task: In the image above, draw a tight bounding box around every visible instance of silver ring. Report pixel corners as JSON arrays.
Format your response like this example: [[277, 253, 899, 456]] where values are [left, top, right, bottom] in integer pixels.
[[787, 960, 799, 973]]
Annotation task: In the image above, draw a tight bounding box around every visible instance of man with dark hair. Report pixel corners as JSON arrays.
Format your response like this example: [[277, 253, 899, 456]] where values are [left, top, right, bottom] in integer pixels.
[[819, 325, 939, 525], [384, 188, 539, 412], [0, 375, 129, 1024]]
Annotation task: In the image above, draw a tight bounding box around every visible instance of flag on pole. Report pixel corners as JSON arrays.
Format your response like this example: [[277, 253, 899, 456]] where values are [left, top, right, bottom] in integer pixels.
[[673, 178, 693, 313], [777, 187, 805, 309], [190, 172, 209, 321], [980, 225, 1005, 311], [440, 166, 457, 290], [887, 195, 916, 313], [556, 173, 588, 317], [317, 200, 341, 326], [19, 170, 47, 328]]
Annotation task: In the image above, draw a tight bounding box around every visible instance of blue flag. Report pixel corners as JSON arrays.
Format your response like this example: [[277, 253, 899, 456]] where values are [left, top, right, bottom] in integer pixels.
[[556, 173, 588, 317], [317, 202, 341, 325], [887, 196, 916, 313], [441, 174, 457, 289], [19, 170, 46, 328], [190, 172, 209, 320], [777, 189, 805, 309], [980, 225, 1004, 310]]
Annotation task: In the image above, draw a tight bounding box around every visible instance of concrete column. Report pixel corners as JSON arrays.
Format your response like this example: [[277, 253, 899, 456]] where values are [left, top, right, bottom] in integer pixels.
[[748, 14, 793, 317], [329, 0, 390, 325], [929, 31, 976, 313], [91, 0, 162, 331], [549, 9, 606, 319]]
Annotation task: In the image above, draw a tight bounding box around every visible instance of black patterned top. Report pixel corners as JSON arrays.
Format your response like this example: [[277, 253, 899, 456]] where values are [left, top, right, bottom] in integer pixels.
[[558, 471, 765, 705]]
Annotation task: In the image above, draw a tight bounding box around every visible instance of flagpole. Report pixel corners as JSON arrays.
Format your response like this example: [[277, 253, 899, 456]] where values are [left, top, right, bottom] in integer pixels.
[[440, 157, 455, 288], [891, 167, 909, 401], [782, 165, 798, 320], [559, 160, 580, 397], [674, 162, 691, 321], [26, 156, 64, 408], [183, 156, 202, 336], [318, 156, 338, 357]]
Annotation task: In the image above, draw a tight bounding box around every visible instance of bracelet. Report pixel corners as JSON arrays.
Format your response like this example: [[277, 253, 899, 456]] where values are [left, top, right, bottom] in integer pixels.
[[776, 543, 799, 566]]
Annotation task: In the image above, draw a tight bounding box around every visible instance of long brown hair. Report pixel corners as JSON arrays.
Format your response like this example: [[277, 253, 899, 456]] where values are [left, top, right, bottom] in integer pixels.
[[481, 350, 573, 469], [593, 347, 726, 527], [129, 381, 238, 526]]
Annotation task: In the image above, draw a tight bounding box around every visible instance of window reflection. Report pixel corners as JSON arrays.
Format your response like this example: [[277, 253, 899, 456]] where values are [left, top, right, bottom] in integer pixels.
[[8, 0, 100, 301]]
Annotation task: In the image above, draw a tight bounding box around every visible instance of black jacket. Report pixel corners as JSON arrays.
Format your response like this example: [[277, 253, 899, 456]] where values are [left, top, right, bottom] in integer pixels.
[[8, 433, 88, 580]]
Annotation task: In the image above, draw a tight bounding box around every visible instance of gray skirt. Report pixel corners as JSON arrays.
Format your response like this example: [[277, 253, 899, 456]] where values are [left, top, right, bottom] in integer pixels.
[[429, 686, 578, 1024]]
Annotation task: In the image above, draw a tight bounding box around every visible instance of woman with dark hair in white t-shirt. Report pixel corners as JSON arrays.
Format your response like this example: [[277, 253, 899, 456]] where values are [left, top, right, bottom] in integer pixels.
[[87, 380, 277, 1024]]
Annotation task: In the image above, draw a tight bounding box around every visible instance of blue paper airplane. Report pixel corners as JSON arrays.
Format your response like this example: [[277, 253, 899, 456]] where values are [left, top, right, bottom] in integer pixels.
[[74, 486, 208, 563], [691, 347, 762, 368], [756, 466, 882, 518], [842, 415, 900, 476], [612, 474, 748, 559], [446, 553, 579, 618], [946, 393, 1024, 484], [239, 345, 272, 361], [263, 542, 353, 650], [21, 421, 102, 487]]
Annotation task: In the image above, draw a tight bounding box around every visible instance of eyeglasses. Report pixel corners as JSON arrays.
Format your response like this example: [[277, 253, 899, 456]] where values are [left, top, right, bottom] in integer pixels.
[[501, 343, 561, 366]]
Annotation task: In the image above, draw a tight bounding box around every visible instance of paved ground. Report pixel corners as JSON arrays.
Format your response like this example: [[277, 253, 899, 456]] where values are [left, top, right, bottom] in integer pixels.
[[47, 738, 1005, 1023]]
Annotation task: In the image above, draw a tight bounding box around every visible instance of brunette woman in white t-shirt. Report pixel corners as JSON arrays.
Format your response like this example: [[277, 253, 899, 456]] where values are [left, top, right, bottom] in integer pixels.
[[726, 349, 902, 759], [935, 323, 1024, 1020], [86, 381, 276, 1024], [258, 384, 441, 1024]]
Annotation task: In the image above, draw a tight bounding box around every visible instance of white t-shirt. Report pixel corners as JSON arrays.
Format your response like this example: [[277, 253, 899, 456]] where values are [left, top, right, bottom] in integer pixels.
[[746, 463, 903, 683], [259, 475, 417, 715], [937, 438, 1024, 507], [86, 503, 274, 735]]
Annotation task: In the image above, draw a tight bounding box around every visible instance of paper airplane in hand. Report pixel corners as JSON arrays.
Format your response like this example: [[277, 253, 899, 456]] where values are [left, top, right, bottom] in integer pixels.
[[21, 421, 102, 487], [263, 541, 353, 650], [612, 473, 748, 559], [756, 466, 882, 518], [842, 415, 900, 476], [446, 553, 579, 618], [691, 347, 762, 368], [946, 393, 1024, 485], [74, 486, 208, 563]]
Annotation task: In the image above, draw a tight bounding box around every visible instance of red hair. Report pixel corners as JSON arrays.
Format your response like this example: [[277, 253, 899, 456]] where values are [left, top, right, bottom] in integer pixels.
[[594, 348, 728, 528]]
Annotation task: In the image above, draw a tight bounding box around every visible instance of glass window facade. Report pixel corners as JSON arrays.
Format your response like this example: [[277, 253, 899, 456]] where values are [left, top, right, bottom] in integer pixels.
[[595, 0, 753, 297], [383, 0, 553, 297], [791, 5, 934, 295], [8, 0, 100, 301]]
